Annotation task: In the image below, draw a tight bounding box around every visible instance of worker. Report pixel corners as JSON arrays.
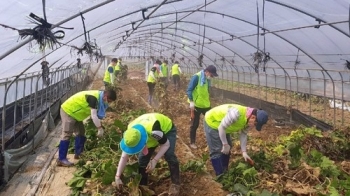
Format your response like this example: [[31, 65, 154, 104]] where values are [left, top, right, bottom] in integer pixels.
[[103, 58, 118, 88], [159, 60, 169, 89], [115, 58, 122, 80], [186, 65, 218, 149], [204, 104, 268, 176], [171, 61, 182, 91], [147, 67, 157, 104], [114, 113, 180, 195], [57, 89, 117, 167]]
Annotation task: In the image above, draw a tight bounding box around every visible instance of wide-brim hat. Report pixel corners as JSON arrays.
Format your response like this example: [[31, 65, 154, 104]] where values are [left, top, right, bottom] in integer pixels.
[[120, 124, 148, 155]]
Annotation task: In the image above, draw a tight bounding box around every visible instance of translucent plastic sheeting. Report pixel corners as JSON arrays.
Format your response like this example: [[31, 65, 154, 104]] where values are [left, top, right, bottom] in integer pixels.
[[0, 0, 349, 81]]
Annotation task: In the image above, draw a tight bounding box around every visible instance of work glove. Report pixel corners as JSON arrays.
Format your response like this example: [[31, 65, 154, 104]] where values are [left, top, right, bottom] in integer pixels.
[[242, 151, 254, 165], [146, 159, 158, 173], [221, 144, 231, 154], [189, 101, 195, 109], [97, 128, 104, 138], [114, 176, 123, 189]]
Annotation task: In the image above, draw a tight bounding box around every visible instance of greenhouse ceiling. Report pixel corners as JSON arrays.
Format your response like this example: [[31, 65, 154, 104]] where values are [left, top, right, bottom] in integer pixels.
[[0, 0, 349, 79]]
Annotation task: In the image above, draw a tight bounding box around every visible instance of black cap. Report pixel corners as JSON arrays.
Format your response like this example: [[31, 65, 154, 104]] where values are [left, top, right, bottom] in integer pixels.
[[205, 65, 218, 77]]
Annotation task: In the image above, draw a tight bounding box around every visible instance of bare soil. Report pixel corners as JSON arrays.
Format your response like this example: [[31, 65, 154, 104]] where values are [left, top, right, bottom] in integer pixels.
[[1, 67, 296, 196]]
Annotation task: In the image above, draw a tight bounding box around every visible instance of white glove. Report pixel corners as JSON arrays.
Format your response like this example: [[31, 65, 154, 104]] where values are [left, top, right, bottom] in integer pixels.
[[221, 144, 231, 154], [97, 128, 104, 138], [146, 159, 158, 173], [114, 176, 123, 189], [242, 152, 251, 161], [189, 101, 195, 109]]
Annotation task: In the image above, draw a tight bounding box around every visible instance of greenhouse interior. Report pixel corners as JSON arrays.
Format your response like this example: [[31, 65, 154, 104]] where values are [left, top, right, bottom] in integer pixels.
[[0, 0, 349, 195]]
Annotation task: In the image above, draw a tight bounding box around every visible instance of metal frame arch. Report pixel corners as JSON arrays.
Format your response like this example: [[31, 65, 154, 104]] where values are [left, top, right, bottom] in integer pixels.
[[107, 23, 251, 71], [121, 38, 205, 67], [113, 29, 240, 72], [105, 12, 291, 79], [177, 10, 336, 90], [114, 9, 337, 91], [266, 0, 350, 39], [125, 20, 290, 79], [119, 34, 215, 67]]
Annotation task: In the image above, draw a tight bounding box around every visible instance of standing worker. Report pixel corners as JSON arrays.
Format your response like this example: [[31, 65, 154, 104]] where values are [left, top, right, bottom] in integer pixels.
[[186, 65, 218, 149], [147, 67, 157, 104], [171, 61, 182, 91], [204, 104, 268, 176], [103, 58, 118, 88], [160, 60, 169, 89], [57, 89, 117, 166], [114, 58, 122, 80], [114, 113, 180, 195]]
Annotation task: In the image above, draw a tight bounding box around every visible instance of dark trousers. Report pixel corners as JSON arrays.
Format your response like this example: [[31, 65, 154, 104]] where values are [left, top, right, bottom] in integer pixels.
[[190, 106, 211, 144], [147, 82, 156, 96], [138, 126, 180, 185], [172, 75, 180, 90]]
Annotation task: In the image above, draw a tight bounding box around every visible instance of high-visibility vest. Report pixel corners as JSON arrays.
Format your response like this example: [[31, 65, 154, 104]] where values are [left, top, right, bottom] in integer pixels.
[[205, 104, 248, 133], [61, 90, 100, 121], [128, 113, 173, 147]]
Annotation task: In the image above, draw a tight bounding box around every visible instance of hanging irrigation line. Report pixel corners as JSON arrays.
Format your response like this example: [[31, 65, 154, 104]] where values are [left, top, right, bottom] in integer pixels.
[[122, 39, 200, 66], [0, 0, 115, 61], [115, 28, 243, 72], [129, 0, 218, 52], [266, 0, 350, 39], [1, 23, 105, 150], [114, 0, 170, 51]]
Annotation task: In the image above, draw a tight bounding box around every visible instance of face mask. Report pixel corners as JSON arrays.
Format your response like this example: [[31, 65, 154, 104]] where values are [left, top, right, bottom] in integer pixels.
[[206, 75, 212, 79]]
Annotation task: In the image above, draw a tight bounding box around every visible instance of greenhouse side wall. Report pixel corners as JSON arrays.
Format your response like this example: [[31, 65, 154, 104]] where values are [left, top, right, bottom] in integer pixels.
[[0, 61, 99, 185]]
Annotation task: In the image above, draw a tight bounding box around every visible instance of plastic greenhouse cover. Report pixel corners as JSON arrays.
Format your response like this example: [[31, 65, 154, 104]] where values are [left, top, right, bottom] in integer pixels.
[[0, 0, 349, 81]]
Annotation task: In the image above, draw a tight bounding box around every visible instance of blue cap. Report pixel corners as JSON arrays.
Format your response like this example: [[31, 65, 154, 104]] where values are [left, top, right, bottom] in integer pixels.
[[256, 110, 268, 131], [120, 124, 148, 155]]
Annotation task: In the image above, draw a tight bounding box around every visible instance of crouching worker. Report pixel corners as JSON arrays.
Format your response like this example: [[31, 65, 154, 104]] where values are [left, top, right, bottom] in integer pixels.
[[57, 89, 117, 166], [115, 113, 180, 195], [204, 104, 268, 176]]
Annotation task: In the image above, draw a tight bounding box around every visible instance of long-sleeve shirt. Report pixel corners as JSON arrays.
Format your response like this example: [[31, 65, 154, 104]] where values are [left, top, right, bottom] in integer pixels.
[[218, 108, 248, 152], [186, 74, 211, 101]]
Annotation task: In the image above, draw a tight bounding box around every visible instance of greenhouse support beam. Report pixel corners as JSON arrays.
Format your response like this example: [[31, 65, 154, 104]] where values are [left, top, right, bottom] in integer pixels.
[[120, 33, 220, 68], [266, 0, 350, 39], [112, 26, 243, 71], [133, 10, 332, 77], [108, 13, 289, 76], [0, 0, 115, 61], [120, 39, 199, 66], [115, 0, 170, 49]]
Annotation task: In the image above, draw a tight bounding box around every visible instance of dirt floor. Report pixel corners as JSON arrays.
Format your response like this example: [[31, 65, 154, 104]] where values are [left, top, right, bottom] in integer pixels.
[[0, 67, 296, 196]]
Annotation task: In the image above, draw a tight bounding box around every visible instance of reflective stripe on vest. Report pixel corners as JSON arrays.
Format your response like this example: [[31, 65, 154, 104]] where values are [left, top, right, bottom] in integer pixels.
[[128, 113, 173, 148], [61, 90, 100, 121], [205, 104, 248, 133]]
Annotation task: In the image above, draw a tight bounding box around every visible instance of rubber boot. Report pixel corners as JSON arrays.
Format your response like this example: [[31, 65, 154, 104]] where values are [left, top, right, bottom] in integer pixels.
[[74, 136, 86, 159], [211, 156, 224, 176], [168, 162, 180, 196], [139, 167, 148, 185], [57, 140, 74, 167], [221, 154, 230, 172]]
